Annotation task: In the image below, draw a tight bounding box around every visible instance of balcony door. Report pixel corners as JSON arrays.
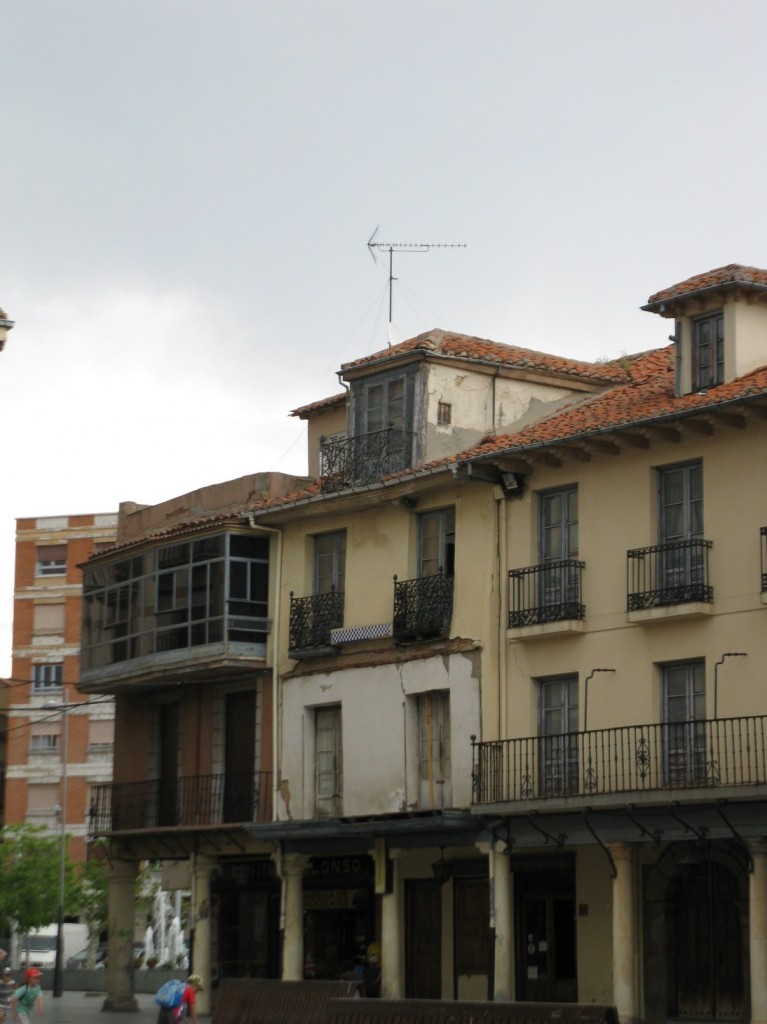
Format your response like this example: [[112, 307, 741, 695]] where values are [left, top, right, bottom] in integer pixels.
[[539, 487, 578, 616], [539, 676, 579, 797], [658, 461, 704, 595], [417, 691, 451, 809], [663, 661, 706, 786], [224, 690, 256, 823], [158, 701, 180, 826]]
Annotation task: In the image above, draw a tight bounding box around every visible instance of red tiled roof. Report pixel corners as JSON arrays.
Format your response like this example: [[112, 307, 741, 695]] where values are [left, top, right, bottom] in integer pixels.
[[443, 345, 767, 464], [290, 393, 347, 418], [645, 264, 767, 307], [341, 329, 628, 384]]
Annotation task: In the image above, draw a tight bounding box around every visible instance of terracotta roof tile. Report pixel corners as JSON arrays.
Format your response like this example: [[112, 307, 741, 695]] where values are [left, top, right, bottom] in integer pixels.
[[290, 393, 347, 418], [646, 264, 767, 306], [341, 328, 628, 384]]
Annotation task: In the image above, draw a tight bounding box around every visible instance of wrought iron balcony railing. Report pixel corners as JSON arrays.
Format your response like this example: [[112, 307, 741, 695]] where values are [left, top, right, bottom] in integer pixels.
[[88, 770, 272, 834], [393, 571, 454, 641], [508, 559, 585, 627], [472, 715, 767, 805], [760, 527, 767, 593], [627, 538, 713, 611], [289, 590, 344, 652], [320, 428, 414, 492]]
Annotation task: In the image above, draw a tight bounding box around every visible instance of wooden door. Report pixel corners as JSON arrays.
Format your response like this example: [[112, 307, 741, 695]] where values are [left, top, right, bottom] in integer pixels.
[[668, 860, 743, 1020], [406, 880, 441, 998]]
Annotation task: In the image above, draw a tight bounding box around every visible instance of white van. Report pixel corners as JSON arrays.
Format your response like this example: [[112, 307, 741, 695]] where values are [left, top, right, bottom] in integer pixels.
[[21, 924, 89, 968]]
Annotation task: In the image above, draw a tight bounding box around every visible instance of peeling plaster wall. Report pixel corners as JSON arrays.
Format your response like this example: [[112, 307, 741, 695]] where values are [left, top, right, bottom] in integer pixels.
[[423, 363, 584, 462], [280, 648, 481, 820]]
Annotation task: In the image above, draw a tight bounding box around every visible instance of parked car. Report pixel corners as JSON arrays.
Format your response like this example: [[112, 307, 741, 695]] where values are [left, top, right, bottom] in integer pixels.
[[65, 945, 107, 970]]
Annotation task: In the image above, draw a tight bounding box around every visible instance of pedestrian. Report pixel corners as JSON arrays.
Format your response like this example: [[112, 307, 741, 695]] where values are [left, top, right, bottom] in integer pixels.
[[10, 969, 43, 1024], [0, 967, 14, 1022], [157, 975, 204, 1024]]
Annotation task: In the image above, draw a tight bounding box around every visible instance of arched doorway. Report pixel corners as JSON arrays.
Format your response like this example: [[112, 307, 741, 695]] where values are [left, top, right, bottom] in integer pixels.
[[644, 844, 748, 1024]]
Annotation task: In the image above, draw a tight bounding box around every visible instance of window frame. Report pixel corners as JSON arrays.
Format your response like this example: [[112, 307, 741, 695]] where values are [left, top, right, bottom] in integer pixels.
[[32, 663, 63, 693], [692, 311, 724, 391], [313, 531, 347, 595], [418, 507, 456, 579], [315, 704, 343, 817]]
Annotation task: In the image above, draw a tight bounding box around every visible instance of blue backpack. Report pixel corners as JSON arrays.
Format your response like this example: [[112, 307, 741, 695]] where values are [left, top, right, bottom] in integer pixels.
[[155, 979, 186, 1009]]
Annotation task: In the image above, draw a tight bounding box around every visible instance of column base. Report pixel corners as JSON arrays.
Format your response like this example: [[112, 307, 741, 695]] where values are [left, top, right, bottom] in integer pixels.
[[102, 997, 140, 1012]]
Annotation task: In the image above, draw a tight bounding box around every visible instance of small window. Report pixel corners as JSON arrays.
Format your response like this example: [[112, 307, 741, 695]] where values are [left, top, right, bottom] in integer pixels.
[[32, 664, 63, 692], [693, 312, 724, 390], [437, 401, 452, 426], [36, 545, 66, 577], [417, 691, 451, 809]]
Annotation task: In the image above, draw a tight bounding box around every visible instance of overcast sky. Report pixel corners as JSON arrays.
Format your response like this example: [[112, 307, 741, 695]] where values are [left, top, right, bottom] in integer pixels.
[[2, 0, 767, 673]]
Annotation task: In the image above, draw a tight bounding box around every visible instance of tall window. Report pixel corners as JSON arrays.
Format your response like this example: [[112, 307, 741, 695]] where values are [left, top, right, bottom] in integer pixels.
[[693, 312, 724, 390], [315, 706, 342, 817], [419, 508, 455, 578], [314, 531, 346, 594], [659, 461, 703, 544], [663, 661, 706, 786], [36, 545, 66, 577], [32, 664, 63, 693], [364, 375, 406, 433], [659, 461, 704, 595], [417, 691, 451, 809], [539, 487, 578, 613], [539, 675, 579, 796]]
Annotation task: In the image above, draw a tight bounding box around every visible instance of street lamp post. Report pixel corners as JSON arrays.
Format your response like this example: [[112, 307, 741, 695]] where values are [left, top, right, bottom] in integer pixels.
[[52, 691, 68, 998]]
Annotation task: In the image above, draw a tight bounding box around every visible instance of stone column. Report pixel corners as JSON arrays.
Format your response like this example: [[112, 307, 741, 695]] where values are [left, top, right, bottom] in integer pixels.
[[493, 843, 513, 1001], [749, 840, 767, 1024], [610, 844, 638, 1024], [103, 858, 139, 1012], [191, 855, 215, 1016], [281, 853, 307, 980], [381, 853, 403, 998]]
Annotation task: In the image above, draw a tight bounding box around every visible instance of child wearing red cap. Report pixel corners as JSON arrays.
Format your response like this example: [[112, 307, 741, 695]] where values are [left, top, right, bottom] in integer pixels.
[[10, 969, 43, 1024]]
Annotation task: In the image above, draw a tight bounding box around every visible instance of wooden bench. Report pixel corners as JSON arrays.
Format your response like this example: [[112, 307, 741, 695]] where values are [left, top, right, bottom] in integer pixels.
[[325, 998, 619, 1024], [213, 978, 363, 1024]]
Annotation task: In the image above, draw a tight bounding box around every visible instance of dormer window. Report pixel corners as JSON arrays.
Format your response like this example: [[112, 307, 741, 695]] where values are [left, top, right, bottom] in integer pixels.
[[692, 312, 724, 390]]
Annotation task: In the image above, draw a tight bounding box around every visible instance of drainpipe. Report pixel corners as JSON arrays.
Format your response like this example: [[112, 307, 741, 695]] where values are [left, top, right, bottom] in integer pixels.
[[497, 492, 509, 739], [246, 515, 284, 816]]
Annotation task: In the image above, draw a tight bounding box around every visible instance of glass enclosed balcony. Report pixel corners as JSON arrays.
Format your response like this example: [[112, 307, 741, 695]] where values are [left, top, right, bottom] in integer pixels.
[[80, 531, 270, 686]]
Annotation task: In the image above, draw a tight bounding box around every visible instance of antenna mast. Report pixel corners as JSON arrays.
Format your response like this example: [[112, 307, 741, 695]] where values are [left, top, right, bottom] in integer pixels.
[[367, 227, 467, 325]]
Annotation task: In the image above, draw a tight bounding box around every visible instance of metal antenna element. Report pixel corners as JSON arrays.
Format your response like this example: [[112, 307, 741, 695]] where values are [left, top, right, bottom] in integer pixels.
[[367, 226, 467, 325]]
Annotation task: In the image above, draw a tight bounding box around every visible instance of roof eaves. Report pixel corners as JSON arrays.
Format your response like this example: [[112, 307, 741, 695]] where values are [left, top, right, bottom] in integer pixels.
[[462, 386, 767, 467]]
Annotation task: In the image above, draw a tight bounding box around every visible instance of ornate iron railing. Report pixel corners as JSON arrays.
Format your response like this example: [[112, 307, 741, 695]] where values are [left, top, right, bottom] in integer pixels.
[[393, 571, 453, 640], [760, 527, 767, 593], [320, 428, 414, 492], [508, 559, 585, 627], [88, 770, 273, 834], [472, 715, 767, 804], [626, 538, 713, 611], [289, 590, 345, 651]]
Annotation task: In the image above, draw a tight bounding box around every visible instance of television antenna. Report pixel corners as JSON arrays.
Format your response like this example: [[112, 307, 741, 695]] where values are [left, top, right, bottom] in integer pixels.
[[367, 226, 467, 328]]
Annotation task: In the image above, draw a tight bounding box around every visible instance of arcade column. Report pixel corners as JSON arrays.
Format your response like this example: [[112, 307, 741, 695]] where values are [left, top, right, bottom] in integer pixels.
[[104, 858, 139, 1012]]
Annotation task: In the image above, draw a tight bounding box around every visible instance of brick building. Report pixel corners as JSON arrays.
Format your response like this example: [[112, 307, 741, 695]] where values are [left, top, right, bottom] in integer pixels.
[[8, 513, 117, 864]]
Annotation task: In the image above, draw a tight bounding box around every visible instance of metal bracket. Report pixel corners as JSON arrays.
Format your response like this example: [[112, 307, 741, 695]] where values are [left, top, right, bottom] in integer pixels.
[[624, 803, 663, 846], [716, 801, 754, 874], [526, 812, 567, 848]]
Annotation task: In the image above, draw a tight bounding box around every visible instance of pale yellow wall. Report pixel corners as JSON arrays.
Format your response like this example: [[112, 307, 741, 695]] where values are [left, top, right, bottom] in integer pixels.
[[502, 418, 767, 740], [732, 299, 767, 380], [305, 403, 348, 477], [575, 847, 614, 1005]]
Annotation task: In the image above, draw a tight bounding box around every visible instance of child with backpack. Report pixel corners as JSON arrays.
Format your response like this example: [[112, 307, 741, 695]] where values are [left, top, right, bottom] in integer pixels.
[[155, 975, 204, 1024]]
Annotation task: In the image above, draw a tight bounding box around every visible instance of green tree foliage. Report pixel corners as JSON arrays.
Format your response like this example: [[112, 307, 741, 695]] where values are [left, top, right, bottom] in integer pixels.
[[0, 825, 77, 934], [75, 848, 109, 965]]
